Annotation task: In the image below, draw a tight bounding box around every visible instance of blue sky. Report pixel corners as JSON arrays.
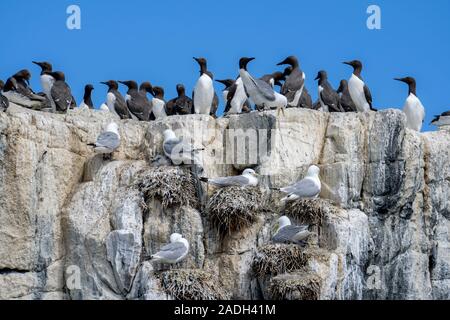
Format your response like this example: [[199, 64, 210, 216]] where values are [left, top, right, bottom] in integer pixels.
[[1, 0, 449, 131]]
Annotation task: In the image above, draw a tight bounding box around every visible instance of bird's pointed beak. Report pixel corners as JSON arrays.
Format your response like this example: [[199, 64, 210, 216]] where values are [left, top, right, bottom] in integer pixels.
[[100, 82, 108, 85], [32, 61, 41, 66], [394, 78, 404, 82], [343, 61, 352, 66], [276, 59, 286, 66], [314, 75, 320, 80]]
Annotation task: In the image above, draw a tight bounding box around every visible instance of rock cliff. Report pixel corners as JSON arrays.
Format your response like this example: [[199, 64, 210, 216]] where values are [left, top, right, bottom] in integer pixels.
[[0, 103, 449, 300]]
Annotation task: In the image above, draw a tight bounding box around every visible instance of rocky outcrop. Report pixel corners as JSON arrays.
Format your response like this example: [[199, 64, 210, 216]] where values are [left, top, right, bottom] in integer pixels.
[[0, 103, 449, 300]]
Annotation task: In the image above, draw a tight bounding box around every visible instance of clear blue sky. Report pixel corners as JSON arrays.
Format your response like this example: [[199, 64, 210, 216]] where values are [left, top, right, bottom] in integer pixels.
[[1, 0, 449, 131]]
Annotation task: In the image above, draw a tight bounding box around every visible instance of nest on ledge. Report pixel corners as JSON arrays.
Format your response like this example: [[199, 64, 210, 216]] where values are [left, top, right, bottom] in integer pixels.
[[252, 244, 309, 278], [283, 198, 337, 226], [159, 269, 231, 300], [205, 186, 268, 236], [269, 272, 321, 300], [137, 166, 200, 209]]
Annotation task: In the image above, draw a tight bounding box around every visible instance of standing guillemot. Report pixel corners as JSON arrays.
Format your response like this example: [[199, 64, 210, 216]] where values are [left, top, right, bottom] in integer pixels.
[[394, 77, 425, 132], [315, 71, 342, 112], [239, 57, 287, 114], [193, 57, 216, 115], [282, 66, 312, 109], [431, 111, 450, 128], [48, 71, 75, 113], [100, 80, 130, 119], [0, 80, 9, 111], [139, 82, 154, 120], [166, 84, 194, 115], [151, 86, 167, 120], [277, 56, 306, 108], [79, 84, 94, 110], [4, 69, 40, 100], [336, 80, 357, 112], [343, 60, 376, 112], [119, 80, 150, 121], [216, 79, 251, 114], [32, 61, 56, 110]]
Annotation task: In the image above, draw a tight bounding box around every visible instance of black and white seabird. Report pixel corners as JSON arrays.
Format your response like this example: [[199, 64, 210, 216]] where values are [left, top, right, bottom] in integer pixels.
[[79, 84, 94, 110], [151, 86, 167, 120], [166, 84, 194, 115], [100, 80, 130, 119], [394, 77, 426, 132], [277, 56, 306, 108], [32, 61, 55, 109], [139, 82, 154, 120], [431, 111, 450, 128], [0, 80, 9, 111], [47, 71, 75, 113], [4, 69, 42, 102], [336, 80, 357, 112], [282, 66, 312, 109], [315, 71, 342, 112], [193, 57, 216, 115], [343, 60, 376, 112], [216, 79, 251, 114], [119, 80, 151, 121], [239, 57, 287, 114]]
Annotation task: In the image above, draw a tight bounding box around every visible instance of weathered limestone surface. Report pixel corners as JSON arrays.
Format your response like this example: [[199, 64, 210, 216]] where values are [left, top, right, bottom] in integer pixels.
[[0, 104, 449, 300]]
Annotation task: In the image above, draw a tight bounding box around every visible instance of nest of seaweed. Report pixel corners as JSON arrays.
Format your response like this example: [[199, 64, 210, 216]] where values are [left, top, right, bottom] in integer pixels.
[[284, 198, 337, 226], [137, 166, 200, 209], [159, 269, 231, 300], [252, 244, 309, 278], [269, 273, 321, 300], [205, 186, 268, 236]]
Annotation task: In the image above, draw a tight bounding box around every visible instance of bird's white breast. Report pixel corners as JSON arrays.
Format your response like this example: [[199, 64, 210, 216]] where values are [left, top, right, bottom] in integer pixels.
[[230, 80, 247, 114], [318, 85, 329, 112], [41, 74, 55, 96], [194, 74, 214, 114], [348, 74, 369, 112], [152, 98, 167, 119], [288, 72, 305, 107], [403, 94, 425, 132]]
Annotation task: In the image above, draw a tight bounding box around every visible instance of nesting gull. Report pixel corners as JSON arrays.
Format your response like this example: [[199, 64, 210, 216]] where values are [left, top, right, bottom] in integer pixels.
[[150, 233, 189, 264], [276, 165, 321, 202], [272, 216, 312, 245], [200, 168, 259, 188], [431, 111, 450, 128]]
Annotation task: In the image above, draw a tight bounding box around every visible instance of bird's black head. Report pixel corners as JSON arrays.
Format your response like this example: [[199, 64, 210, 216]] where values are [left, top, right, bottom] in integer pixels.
[[394, 77, 416, 86], [152, 86, 164, 99], [394, 77, 417, 95], [100, 80, 119, 90], [315, 70, 328, 81], [140, 82, 154, 95], [50, 71, 65, 82], [176, 84, 186, 96], [343, 60, 363, 71], [283, 66, 293, 77], [239, 57, 255, 71], [14, 69, 32, 82], [32, 61, 53, 73], [193, 57, 208, 74], [119, 80, 138, 90], [272, 71, 286, 82], [336, 80, 348, 93], [277, 56, 299, 68], [84, 84, 94, 92], [216, 79, 235, 88]]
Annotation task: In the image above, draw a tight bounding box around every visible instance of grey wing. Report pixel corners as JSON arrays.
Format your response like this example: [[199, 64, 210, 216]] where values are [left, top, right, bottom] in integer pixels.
[[363, 84, 373, 108], [251, 77, 276, 101], [273, 225, 309, 244], [156, 242, 188, 261], [164, 139, 196, 157], [96, 132, 120, 150], [281, 69, 304, 96], [210, 175, 249, 187], [281, 178, 320, 197]]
